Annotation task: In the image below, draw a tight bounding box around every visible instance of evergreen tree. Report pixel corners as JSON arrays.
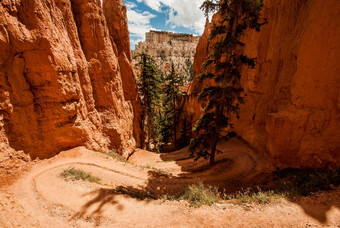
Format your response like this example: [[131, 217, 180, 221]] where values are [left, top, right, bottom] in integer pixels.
[[135, 52, 162, 150], [190, 0, 266, 165], [162, 63, 184, 147]]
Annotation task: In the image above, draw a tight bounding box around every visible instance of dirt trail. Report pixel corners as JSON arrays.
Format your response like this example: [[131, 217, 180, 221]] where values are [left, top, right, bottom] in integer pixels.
[[0, 139, 339, 227]]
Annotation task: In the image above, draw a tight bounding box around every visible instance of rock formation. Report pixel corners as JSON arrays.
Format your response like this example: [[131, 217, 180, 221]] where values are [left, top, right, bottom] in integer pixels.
[[103, 0, 143, 147], [181, 0, 340, 169], [0, 0, 141, 158], [132, 30, 200, 80]]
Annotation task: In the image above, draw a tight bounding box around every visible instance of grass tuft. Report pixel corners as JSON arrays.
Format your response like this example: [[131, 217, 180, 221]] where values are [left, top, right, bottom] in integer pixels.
[[60, 167, 101, 183], [176, 182, 220, 207], [226, 188, 287, 205], [156, 160, 175, 163], [100, 150, 128, 163], [141, 164, 170, 175], [162, 184, 289, 207]]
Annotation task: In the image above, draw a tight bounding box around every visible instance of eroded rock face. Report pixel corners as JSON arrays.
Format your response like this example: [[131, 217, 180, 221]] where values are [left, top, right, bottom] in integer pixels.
[[103, 0, 142, 147], [0, 0, 141, 158], [132, 30, 200, 79], [183, 0, 340, 169], [103, 0, 131, 61], [117, 52, 143, 147]]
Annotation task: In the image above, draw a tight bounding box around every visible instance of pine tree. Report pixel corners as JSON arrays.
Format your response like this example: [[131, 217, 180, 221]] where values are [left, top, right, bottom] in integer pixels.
[[135, 52, 162, 150], [162, 62, 184, 147], [190, 0, 266, 165]]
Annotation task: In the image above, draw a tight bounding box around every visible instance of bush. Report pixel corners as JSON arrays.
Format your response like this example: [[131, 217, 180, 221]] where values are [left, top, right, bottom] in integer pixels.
[[141, 164, 170, 175], [176, 182, 220, 207], [60, 167, 101, 183], [227, 188, 287, 205], [101, 150, 128, 163]]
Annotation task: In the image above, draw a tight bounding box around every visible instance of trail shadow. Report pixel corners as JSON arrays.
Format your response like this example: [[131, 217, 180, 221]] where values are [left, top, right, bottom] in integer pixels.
[[71, 186, 155, 225], [268, 169, 340, 224], [71, 188, 122, 225], [293, 195, 340, 224]]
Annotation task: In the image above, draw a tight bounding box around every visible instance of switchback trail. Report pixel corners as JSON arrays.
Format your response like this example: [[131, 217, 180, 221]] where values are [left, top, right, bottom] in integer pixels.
[[0, 139, 339, 227]]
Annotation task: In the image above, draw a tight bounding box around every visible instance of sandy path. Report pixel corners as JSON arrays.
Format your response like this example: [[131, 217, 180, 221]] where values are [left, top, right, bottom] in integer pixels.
[[0, 139, 339, 227]]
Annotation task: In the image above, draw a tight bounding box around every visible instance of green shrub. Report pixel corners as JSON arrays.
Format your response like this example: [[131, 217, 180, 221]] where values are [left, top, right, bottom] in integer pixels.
[[141, 165, 170, 175], [227, 188, 287, 205], [177, 182, 220, 207], [60, 167, 101, 183]]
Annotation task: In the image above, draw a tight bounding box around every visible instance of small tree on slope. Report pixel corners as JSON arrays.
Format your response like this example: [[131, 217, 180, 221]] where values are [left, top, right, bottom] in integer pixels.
[[190, 0, 266, 165]]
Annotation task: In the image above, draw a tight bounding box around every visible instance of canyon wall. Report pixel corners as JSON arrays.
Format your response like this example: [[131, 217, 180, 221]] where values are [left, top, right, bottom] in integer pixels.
[[132, 30, 200, 80], [103, 0, 142, 147], [0, 0, 141, 158], [183, 0, 340, 169]]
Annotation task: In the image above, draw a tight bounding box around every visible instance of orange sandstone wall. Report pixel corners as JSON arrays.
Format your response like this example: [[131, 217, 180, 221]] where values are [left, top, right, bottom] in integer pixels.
[[0, 0, 141, 158], [185, 0, 340, 169], [103, 0, 143, 147]]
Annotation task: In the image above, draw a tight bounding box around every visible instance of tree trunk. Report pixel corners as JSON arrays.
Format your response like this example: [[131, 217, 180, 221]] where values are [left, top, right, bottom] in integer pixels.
[[140, 112, 145, 149], [174, 123, 177, 148], [173, 97, 177, 148], [140, 54, 147, 149], [209, 137, 218, 166]]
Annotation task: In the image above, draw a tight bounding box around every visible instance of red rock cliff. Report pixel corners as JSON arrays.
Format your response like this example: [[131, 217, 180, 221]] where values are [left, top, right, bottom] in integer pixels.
[[0, 0, 141, 158], [184, 0, 340, 169], [103, 0, 142, 147]]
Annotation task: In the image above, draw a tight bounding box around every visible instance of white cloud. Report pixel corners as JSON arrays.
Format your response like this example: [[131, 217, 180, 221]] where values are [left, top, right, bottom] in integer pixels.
[[165, 0, 206, 35], [137, 0, 206, 35], [125, 1, 137, 10], [126, 1, 157, 49], [137, 0, 163, 12]]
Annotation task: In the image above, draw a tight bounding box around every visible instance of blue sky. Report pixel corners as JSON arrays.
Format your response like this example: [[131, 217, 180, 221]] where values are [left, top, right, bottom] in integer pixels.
[[125, 0, 206, 49]]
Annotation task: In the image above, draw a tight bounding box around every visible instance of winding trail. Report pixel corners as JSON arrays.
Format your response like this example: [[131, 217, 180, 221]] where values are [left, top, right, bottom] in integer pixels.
[[0, 139, 339, 227]]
